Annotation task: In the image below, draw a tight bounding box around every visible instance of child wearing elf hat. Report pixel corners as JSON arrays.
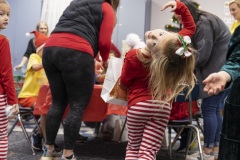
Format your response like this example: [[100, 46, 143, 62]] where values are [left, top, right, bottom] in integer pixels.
[[18, 31, 48, 151]]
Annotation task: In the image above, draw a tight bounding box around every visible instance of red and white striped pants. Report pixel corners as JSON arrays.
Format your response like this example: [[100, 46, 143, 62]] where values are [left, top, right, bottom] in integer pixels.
[[125, 100, 171, 160], [0, 95, 8, 160]]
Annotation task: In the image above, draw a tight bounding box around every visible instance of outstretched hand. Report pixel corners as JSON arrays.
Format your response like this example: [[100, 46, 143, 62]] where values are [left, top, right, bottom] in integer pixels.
[[203, 72, 230, 95], [161, 1, 177, 12]]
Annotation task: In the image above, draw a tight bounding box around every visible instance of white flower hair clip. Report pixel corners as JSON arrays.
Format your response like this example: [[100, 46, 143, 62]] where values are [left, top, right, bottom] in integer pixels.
[[176, 36, 192, 58]]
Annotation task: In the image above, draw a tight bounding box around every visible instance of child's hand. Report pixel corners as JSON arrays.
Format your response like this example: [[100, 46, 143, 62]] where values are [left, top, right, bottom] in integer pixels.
[[6, 104, 19, 117], [161, 1, 177, 12], [14, 64, 23, 71], [11, 104, 19, 115]]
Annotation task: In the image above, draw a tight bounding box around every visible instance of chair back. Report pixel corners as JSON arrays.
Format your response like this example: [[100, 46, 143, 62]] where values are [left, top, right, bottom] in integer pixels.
[[174, 84, 199, 122], [175, 83, 199, 102]]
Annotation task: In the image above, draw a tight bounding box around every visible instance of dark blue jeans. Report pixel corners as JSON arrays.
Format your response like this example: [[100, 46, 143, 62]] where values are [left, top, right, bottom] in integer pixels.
[[201, 91, 226, 148], [42, 47, 95, 149]]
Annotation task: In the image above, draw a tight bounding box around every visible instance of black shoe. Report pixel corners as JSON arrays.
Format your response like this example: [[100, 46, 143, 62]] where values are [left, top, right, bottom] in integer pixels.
[[31, 133, 42, 151], [76, 134, 88, 143]]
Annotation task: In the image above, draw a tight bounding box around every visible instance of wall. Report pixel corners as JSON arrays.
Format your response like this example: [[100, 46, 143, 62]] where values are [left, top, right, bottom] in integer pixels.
[[2, 0, 42, 75], [1, 0, 230, 71], [150, 0, 231, 30]]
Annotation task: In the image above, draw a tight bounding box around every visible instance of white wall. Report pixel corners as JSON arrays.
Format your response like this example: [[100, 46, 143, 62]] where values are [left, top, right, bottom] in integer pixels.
[[150, 0, 231, 30]]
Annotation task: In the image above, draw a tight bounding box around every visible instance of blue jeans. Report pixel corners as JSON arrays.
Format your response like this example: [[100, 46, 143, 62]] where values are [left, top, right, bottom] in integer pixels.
[[201, 91, 226, 148]]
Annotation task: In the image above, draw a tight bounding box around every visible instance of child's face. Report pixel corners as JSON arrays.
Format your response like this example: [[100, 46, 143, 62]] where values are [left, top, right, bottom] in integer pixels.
[[145, 29, 175, 51], [0, 3, 10, 30]]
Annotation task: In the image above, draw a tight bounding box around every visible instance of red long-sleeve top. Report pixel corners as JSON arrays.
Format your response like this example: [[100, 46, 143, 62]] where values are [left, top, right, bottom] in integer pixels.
[[44, 2, 115, 62], [0, 35, 18, 105], [120, 1, 196, 107]]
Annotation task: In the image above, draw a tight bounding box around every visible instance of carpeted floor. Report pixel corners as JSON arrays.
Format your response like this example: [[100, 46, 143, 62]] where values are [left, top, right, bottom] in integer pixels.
[[8, 131, 187, 160]]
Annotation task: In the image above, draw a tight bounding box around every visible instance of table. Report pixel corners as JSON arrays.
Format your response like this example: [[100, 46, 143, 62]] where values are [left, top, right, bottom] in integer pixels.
[[34, 84, 127, 122]]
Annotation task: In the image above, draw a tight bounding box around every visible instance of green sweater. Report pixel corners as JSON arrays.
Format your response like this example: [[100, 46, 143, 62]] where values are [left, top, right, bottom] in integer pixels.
[[221, 25, 240, 82]]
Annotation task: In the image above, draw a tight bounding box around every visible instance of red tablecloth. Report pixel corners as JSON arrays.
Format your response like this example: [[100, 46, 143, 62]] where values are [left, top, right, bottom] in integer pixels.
[[34, 84, 127, 122]]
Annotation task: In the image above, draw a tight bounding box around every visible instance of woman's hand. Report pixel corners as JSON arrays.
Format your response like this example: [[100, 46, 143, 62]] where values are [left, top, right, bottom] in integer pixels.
[[203, 71, 231, 95], [161, 1, 177, 12], [95, 60, 104, 74], [102, 61, 108, 70]]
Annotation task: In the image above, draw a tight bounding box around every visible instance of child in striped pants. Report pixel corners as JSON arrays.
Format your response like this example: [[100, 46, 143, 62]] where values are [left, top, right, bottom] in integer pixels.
[[0, 1, 19, 159], [120, 1, 196, 159]]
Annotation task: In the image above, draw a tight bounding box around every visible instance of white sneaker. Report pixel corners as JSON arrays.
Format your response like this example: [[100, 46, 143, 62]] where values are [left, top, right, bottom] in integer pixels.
[[186, 152, 214, 160], [203, 152, 214, 160], [186, 152, 200, 160], [213, 152, 218, 160]]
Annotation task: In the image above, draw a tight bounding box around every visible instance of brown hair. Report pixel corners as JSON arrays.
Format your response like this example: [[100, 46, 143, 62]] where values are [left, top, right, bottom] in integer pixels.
[[148, 35, 196, 102], [105, 0, 120, 12]]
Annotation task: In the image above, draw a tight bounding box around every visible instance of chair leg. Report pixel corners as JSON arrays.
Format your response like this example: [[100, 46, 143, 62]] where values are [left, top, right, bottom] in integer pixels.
[[18, 114, 35, 155], [184, 129, 193, 158], [190, 125, 203, 160], [168, 127, 173, 159], [32, 115, 41, 136], [8, 115, 19, 136], [118, 118, 127, 143], [171, 128, 184, 147], [94, 122, 101, 136], [196, 117, 204, 133]]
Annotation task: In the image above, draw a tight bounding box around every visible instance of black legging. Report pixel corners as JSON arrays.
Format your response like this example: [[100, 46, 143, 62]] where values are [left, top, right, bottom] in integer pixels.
[[42, 47, 94, 149]]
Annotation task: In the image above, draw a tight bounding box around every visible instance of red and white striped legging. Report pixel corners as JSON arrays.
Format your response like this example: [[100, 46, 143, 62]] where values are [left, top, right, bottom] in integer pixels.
[[0, 95, 8, 160], [125, 100, 171, 160]]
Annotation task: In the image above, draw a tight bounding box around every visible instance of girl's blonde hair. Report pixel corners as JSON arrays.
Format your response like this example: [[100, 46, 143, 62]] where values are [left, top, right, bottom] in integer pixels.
[[0, 0, 8, 4], [148, 35, 196, 102], [229, 0, 240, 7]]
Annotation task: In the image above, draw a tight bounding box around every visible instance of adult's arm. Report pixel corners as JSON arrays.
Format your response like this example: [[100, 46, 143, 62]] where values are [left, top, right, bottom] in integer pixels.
[[203, 33, 240, 95], [98, 2, 115, 62], [24, 38, 36, 58], [14, 39, 36, 70], [221, 47, 240, 82]]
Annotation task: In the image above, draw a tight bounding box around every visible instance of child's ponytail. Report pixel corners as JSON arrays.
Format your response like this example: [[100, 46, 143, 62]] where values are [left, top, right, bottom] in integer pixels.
[[149, 35, 196, 102]]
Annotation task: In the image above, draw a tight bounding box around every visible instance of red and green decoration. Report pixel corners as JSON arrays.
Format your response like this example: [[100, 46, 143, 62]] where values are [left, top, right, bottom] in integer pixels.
[[165, 1, 200, 33], [165, 16, 182, 33]]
